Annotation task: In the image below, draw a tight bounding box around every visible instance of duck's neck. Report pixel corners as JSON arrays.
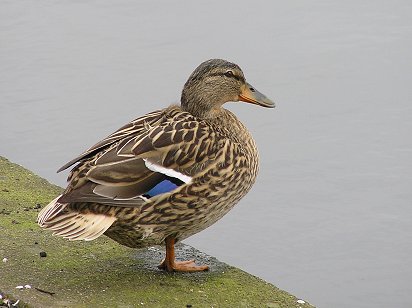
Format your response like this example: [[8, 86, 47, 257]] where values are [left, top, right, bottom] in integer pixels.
[[181, 86, 224, 119], [181, 103, 223, 119], [205, 108, 256, 148]]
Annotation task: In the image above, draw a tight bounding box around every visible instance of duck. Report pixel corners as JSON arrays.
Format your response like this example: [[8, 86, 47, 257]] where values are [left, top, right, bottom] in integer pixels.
[[38, 59, 275, 272]]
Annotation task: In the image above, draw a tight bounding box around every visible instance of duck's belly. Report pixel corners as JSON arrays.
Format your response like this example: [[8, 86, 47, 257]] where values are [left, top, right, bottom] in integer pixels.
[[103, 194, 242, 248]]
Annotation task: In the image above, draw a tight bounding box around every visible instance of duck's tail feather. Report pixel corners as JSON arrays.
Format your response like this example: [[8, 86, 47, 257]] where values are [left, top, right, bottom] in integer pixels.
[[37, 194, 116, 241], [37, 195, 66, 225]]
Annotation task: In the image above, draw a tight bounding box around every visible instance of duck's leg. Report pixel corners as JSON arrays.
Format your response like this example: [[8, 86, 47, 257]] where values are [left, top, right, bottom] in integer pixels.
[[158, 236, 209, 272]]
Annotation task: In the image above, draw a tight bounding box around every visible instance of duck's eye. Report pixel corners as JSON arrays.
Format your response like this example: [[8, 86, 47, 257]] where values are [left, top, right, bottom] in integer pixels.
[[224, 70, 234, 78]]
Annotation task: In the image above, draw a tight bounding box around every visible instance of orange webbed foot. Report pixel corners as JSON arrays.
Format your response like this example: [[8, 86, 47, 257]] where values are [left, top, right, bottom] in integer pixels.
[[158, 258, 209, 272], [158, 237, 209, 272]]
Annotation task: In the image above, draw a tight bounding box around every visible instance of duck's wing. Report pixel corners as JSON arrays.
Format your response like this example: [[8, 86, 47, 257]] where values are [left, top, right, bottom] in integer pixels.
[[58, 107, 218, 207], [57, 109, 164, 173]]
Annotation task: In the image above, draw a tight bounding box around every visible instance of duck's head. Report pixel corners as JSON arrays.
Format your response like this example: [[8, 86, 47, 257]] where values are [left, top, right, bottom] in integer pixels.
[[181, 59, 275, 118]]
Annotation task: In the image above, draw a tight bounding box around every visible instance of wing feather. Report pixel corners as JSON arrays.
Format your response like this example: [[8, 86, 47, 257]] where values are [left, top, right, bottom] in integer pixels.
[[59, 106, 218, 207], [57, 109, 164, 172]]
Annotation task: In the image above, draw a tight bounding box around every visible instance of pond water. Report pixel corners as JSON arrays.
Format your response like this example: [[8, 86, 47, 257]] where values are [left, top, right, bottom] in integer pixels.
[[1, 1, 412, 307]]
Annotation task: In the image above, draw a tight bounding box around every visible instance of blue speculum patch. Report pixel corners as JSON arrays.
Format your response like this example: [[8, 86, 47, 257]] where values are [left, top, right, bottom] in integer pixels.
[[143, 177, 184, 198]]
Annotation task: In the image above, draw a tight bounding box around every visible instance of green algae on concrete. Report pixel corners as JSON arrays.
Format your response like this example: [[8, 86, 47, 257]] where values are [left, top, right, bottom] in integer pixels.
[[0, 156, 314, 308]]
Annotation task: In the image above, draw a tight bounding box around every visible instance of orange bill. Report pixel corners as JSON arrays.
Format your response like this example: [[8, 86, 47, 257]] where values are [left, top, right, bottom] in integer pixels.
[[239, 83, 275, 108]]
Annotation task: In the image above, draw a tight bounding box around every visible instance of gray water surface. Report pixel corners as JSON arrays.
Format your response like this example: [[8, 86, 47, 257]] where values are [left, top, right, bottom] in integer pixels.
[[1, 1, 412, 307]]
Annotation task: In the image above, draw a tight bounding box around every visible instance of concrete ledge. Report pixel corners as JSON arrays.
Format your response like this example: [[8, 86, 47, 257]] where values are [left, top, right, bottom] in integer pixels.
[[0, 156, 314, 307]]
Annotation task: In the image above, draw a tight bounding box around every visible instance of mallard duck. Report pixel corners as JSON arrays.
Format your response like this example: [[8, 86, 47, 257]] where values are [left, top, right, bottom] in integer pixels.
[[38, 59, 275, 272]]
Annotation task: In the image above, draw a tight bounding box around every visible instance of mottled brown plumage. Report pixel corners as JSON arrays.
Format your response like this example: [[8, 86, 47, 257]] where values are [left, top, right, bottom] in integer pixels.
[[38, 59, 275, 272]]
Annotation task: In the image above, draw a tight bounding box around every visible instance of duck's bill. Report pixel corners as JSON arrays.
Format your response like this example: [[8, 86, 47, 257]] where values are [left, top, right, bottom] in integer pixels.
[[239, 83, 275, 108]]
